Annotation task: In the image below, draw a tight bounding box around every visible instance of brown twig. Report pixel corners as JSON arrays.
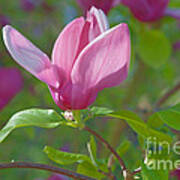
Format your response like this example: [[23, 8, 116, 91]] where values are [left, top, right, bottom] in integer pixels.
[[98, 169, 117, 180], [84, 126, 127, 172], [132, 167, 142, 175], [155, 81, 180, 108], [0, 162, 95, 180]]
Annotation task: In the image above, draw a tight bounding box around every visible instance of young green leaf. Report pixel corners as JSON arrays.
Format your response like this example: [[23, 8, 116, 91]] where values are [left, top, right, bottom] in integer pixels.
[[109, 110, 172, 143], [44, 146, 90, 165], [90, 106, 114, 116], [116, 140, 131, 157], [0, 109, 64, 143], [147, 114, 164, 129], [141, 146, 170, 180], [149, 103, 180, 130], [77, 161, 105, 180], [141, 163, 169, 180], [137, 30, 171, 69]]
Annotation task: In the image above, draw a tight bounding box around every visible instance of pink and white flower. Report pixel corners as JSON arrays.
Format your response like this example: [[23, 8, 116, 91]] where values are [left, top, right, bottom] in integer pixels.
[[3, 7, 130, 110]]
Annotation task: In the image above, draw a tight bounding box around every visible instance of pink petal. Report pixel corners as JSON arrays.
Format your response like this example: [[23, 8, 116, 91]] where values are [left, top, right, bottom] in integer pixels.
[[49, 82, 96, 110], [87, 7, 109, 41], [0, 68, 23, 110], [3, 25, 58, 88], [75, 20, 91, 58], [91, 7, 109, 32], [71, 23, 130, 107], [38, 64, 64, 89], [52, 17, 90, 79]]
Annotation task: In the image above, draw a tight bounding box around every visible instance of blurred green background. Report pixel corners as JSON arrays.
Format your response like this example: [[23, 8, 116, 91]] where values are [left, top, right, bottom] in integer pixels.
[[0, 0, 180, 179]]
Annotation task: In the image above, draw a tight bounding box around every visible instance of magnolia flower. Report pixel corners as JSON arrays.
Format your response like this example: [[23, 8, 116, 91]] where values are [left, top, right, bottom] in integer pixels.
[[3, 7, 130, 110], [76, 0, 120, 14], [20, 0, 35, 12], [121, 0, 180, 22], [173, 41, 180, 51], [0, 68, 23, 110], [170, 169, 180, 180], [0, 15, 10, 28]]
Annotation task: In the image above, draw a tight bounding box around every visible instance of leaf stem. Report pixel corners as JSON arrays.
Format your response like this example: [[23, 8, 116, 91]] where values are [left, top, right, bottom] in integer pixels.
[[0, 162, 95, 180], [155, 81, 180, 108], [84, 126, 127, 172]]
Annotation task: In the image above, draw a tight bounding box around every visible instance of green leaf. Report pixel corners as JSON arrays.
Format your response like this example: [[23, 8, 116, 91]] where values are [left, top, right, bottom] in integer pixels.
[[137, 30, 171, 68], [0, 109, 63, 143], [87, 136, 97, 166], [141, 162, 169, 180], [141, 135, 172, 180], [109, 110, 172, 143], [141, 145, 170, 180], [149, 103, 180, 130], [90, 106, 114, 116], [96, 160, 109, 173], [147, 114, 164, 129], [77, 161, 105, 180], [44, 146, 90, 165], [169, 0, 180, 8], [116, 140, 131, 157]]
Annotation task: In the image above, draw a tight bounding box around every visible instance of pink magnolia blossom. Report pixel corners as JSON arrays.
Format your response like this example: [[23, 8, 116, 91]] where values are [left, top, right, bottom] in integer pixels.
[[76, 0, 119, 14], [0, 68, 23, 110], [20, 0, 35, 12], [0, 15, 10, 28], [170, 169, 180, 180], [121, 0, 170, 22], [2, 7, 130, 110], [120, 0, 180, 22], [173, 41, 180, 51]]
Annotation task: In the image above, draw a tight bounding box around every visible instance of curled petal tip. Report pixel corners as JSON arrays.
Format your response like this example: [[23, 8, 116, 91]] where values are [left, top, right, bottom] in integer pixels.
[[87, 6, 109, 41], [2, 24, 11, 30], [2, 25, 12, 41], [89, 6, 97, 12], [2, 24, 11, 31]]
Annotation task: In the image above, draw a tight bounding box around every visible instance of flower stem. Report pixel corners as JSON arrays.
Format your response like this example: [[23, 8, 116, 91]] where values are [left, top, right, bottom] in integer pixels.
[[0, 162, 95, 180], [84, 126, 127, 172]]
